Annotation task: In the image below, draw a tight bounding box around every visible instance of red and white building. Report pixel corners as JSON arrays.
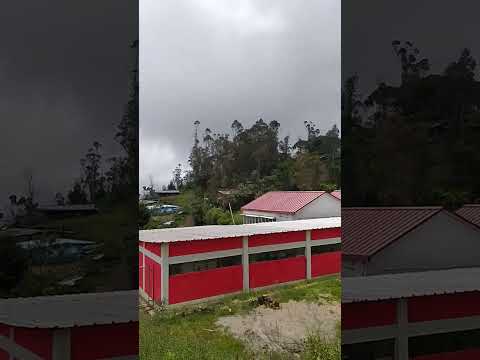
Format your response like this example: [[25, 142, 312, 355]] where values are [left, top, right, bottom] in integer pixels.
[[0, 291, 138, 360], [241, 191, 341, 224], [342, 268, 480, 360], [139, 218, 341, 305], [342, 207, 480, 277]]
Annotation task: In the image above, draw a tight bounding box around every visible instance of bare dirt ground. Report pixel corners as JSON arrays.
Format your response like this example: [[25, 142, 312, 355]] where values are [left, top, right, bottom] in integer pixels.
[[216, 300, 340, 354]]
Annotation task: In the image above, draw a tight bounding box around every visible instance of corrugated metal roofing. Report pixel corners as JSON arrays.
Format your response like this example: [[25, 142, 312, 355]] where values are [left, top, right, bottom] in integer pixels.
[[140, 217, 341, 243], [343, 267, 480, 303], [456, 204, 480, 228], [331, 191, 341, 200], [0, 290, 137, 328], [241, 191, 326, 214], [342, 207, 442, 257]]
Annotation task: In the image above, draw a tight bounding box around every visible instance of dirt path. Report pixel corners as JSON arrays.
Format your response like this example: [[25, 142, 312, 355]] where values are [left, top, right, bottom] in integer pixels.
[[216, 300, 340, 354]]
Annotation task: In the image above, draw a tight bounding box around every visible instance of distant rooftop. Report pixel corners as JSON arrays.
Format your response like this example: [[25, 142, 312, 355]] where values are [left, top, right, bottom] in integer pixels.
[[37, 204, 97, 212], [331, 190, 341, 200], [241, 191, 329, 214], [342, 207, 443, 257], [140, 217, 341, 243], [456, 204, 480, 228]]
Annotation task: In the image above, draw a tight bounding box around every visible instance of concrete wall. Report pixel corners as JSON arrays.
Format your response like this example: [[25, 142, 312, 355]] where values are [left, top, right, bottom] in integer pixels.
[[342, 256, 366, 277], [342, 292, 480, 360], [140, 228, 341, 305], [367, 212, 480, 275], [296, 194, 340, 219]]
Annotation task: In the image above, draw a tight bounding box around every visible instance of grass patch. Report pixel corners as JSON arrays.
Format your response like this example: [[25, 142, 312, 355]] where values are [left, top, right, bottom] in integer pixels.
[[303, 326, 341, 360], [140, 275, 340, 360]]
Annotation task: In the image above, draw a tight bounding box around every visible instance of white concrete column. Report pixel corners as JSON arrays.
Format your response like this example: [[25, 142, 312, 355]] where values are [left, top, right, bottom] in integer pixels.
[[142, 251, 145, 291], [161, 242, 169, 305], [52, 328, 71, 360], [305, 230, 312, 280], [396, 298, 409, 360], [242, 236, 250, 292]]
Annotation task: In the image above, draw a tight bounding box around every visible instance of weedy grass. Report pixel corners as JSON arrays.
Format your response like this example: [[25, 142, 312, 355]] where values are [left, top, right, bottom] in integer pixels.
[[140, 275, 340, 360]]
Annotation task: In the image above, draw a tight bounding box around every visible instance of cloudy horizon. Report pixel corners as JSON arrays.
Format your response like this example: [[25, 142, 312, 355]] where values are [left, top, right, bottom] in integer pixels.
[[0, 2, 136, 205], [140, 0, 341, 190]]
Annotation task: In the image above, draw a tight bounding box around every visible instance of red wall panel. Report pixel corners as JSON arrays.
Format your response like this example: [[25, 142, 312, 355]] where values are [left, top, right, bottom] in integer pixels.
[[408, 291, 480, 322], [139, 253, 144, 289], [311, 227, 341, 240], [311, 252, 341, 277], [144, 255, 161, 302], [169, 237, 242, 257], [249, 256, 306, 288], [14, 328, 53, 360], [412, 349, 480, 360], [71, 322, 138, 360], [169, 265, 243, 304], [342, 301, 397, 329], [145, 243, 161, 256], [249, 231, 305, 247], [0, 324, 9, 360]]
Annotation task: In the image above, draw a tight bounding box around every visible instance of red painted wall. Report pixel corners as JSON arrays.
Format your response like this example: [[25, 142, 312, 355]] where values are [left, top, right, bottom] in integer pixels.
[[342, 300, 397, 329], [0, 324, 9, 360], [144, 255, 161, 301], [412, 349, 480, 360], [169, 237, 242, 257], [14, 327, 53, 360], [71, 322, 138, 359], [169, 265, 243, 304], [408, 291, 480, 322], [311, 227, 341, 240], [249, 231, 305, 247], [311, 252, 341, 277], [249, 256, 306, 288], [145, 242, 161, 256], [139, 253, 144, 289]]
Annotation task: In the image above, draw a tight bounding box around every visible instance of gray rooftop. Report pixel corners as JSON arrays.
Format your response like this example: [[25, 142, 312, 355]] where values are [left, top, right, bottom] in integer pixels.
[[140, 217, 341, 243], [0, 290, 137, 328], [343, 267, 480, 303]]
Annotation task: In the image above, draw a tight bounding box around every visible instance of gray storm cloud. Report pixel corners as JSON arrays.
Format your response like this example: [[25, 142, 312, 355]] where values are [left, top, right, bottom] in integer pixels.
[[140, 0, 341, 189], [0, 1, 136, 204]]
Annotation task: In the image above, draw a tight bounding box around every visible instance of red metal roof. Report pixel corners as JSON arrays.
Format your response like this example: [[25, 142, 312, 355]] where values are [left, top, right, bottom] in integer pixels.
[[331, 191, 341, 200], [241, 191, 326, 214], [456, 205, 480, 227], [342, 207, 442, 257]]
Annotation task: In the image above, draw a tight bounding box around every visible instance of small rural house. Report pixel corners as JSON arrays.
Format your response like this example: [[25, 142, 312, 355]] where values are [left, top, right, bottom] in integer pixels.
[[342, 207, 480, 277], [0, 290, 138, 360], [342, 267, 480, 359], [139, 217, 341, 305], [241, 191, 340, 224]]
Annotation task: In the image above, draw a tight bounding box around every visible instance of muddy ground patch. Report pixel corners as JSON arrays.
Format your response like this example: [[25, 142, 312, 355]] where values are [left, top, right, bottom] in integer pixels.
[[216, 300, 340, 354]]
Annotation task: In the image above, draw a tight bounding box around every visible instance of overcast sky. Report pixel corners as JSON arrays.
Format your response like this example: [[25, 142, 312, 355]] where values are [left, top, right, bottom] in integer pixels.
[[140, 0, 341, 189], [343, 1, 480, 99], [0, 2, 136, 204]]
